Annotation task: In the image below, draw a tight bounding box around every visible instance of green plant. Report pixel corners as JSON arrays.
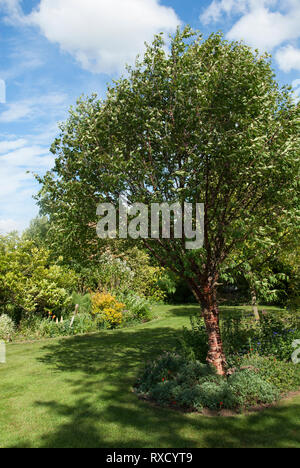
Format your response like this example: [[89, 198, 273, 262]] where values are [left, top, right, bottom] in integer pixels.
[[119, 292, 152, 323], [71, 292, 92, 314], [91, 292, 125, 329], [253, 314, 300, 361], [227, 369, 280, 409], [0, 314, 15, 342], [0, 235, 77, 322], [232, 354, 300, 394], [135, 351, 282, 412], [177, 316, 209, 363]]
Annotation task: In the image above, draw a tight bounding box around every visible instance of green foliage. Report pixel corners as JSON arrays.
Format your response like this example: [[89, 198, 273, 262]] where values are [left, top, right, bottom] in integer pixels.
[[0, 314, 15, 342], [135, 352, 280, 411], [0, 234, 77, 321], [178, 316, 208, 362], [17, 313, 97, 340], [23, 216, 50, 248], [36, 27, 300, 290], [178, 310, 300, 363], [36, 27, 300, 372], [71, 292, 92, 314], [231, 354, 300, 394], [227, 369, 280, 408], [252, 314, 300, 361], [75, 248, 166, 302], [91, 291, 125, 329], [118, 291, 152, 324]]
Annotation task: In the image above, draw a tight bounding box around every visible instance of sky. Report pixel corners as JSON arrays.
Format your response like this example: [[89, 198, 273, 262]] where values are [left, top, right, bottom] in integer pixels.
[[0, 0, 300, 233]]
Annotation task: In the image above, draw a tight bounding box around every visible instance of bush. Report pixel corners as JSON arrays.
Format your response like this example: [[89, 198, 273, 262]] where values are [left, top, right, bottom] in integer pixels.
[[231, 354, 300, 394], [177, 316, 208, 362], [118, 292, 152, 324], [71, 292, 92, 314], [38, 313, 97, 338], [178, 310, 300, 364], [252, 314, 300, 361], [91, 292, 125, 329], [0, 314, 15, 341], [227, 369, 280, 408], [0, 235, 77, 321], [135, 352, 284, 412]]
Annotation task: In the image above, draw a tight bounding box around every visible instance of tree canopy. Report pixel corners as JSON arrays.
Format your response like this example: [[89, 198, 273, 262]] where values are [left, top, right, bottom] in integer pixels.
[[36, 27, 300, 374]]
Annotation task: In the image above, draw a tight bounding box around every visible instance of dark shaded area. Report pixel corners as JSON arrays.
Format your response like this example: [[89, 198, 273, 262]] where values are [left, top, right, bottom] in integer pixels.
[[8, 318, 300, 448]]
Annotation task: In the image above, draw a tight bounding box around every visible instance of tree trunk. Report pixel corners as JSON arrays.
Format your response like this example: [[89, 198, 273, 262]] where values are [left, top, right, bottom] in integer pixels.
[[193, 282, 227, 376], [250, 288, 260, 321]]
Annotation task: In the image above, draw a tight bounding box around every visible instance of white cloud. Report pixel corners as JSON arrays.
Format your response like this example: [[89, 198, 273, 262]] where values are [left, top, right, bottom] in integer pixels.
[[0, 92, 67, 123], [0, 138, 27, 153], [26, 0, 180, 74], [0, 218, 25, 233], [275, 45, 300, 72], [0, 102, 33, 123], [0, 129, 57, 234], [200, 0, 300, 71], [227, 5, 300, 51]]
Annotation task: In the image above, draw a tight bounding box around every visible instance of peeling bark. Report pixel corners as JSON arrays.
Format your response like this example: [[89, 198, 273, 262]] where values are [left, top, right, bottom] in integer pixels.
[[194, 281, 227, 376]]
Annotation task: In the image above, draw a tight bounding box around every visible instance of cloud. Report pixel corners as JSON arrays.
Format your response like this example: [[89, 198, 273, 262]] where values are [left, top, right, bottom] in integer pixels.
[[0, 137, 55, 233], [275, 45, 300, 72], [0, 218, 25, 233], [0, 138, 27, 153], [0, 92, 67, 123], [0, 0, 24, 23], [200, 1, 300, 71], [0, 102, 33, 123], [25, 0, 180, 74]]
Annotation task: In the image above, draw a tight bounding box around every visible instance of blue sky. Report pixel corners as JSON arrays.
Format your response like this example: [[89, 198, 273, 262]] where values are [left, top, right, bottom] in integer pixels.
[[0, 0, 299, 233]]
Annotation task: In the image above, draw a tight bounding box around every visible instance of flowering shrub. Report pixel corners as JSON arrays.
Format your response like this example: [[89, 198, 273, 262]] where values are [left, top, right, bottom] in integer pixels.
[[91, 292, 125, 329], [134, 352, 280, 412], [229, 354, 300, 394], [178, 311, 300, 364], [0, 314, 15, 341], [252, 314, 300, 361]]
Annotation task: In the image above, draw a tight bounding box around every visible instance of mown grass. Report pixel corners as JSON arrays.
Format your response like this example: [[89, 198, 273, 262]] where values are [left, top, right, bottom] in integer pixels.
[[0, 304, 299, 448]]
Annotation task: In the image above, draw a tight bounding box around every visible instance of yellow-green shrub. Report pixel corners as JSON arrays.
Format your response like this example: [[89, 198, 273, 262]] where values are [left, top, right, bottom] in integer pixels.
[[91, 292, 125, 328]]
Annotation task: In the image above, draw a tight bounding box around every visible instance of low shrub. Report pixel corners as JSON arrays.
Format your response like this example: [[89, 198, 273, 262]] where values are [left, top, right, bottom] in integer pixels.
[[119, 292, 152, 324], [0, 314, 15, 341], [134, 352, 286, 412], [227, 369, 280, 408], [91, 292, 125, 329], [178, 310, 300, 364], [230, 353, 300, 394], [252, 314, 300, 361], [15, 313, 98, 340]]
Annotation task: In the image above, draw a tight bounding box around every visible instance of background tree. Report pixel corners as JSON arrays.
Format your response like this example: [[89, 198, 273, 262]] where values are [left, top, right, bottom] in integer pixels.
[[37, 28, 300, 375]]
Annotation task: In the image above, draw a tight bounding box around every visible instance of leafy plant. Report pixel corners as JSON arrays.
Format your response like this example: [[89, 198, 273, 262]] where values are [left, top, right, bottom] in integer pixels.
[[135, 352, 281, 412], [36, 27, 300, 375], [0, 314, 15, 342], [91, 291, 125, 329]]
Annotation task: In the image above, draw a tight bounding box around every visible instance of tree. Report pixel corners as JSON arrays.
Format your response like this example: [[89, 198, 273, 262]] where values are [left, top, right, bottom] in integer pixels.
[[37, 28, 300, 375], [0, 234, 77, 321], [23, 216, 50, 248]]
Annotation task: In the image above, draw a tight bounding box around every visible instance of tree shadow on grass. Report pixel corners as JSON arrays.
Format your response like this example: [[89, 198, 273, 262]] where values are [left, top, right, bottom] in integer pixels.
[[13, 326, 300, 448]]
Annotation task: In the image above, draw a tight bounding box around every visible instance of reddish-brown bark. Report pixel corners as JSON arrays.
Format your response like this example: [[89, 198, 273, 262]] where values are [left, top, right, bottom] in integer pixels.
[[194, 282, 227, 376]]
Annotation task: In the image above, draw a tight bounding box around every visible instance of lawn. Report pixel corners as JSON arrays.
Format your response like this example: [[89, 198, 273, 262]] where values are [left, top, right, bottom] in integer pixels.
[[0, 305, 300, 448]]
